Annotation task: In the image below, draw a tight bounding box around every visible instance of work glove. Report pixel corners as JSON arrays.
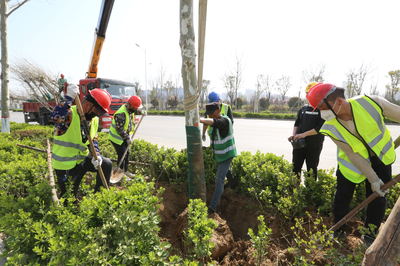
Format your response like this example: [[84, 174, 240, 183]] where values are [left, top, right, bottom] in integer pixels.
[[202, 134, 206, 142], [370, 179, 386, 197], [64, 84, 79, 100], [135, 107, 146, 115], [126, 137, 132, 145], [91, 156, 103, 170]]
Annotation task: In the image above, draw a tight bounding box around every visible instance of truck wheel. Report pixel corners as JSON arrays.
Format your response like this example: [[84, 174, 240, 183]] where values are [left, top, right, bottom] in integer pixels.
[[39, 108, 50, 125], [24, 114, 29, 123], [38, 115, 45, 125]]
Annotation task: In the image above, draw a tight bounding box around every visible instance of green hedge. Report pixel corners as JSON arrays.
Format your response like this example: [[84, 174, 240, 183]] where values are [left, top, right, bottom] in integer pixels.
[[0, 124, 172, 264], [2, 123, 400, 263]]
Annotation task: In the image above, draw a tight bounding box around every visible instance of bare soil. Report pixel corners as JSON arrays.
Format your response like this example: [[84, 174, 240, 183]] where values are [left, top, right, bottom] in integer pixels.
[[157, 182, 366, 265]]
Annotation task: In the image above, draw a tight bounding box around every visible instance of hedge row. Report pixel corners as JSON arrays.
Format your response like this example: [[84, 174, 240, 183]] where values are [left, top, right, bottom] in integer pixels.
[[2, 123, 400, 264]]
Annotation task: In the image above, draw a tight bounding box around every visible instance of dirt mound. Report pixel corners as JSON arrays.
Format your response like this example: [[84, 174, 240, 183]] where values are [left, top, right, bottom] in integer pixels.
[[158, 182, 275, 264], [157, 182, 365, 264]]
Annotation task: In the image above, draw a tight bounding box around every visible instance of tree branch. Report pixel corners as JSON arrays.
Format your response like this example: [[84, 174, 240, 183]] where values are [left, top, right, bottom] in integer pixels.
[[7, 0, 30, 17]]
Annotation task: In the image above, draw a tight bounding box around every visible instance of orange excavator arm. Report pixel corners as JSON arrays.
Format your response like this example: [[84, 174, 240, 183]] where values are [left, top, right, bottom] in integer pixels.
[[86, 0, 115, 78]]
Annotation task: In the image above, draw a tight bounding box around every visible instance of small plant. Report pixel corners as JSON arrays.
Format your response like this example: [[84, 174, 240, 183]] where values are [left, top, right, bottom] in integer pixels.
[[185, 199, 217, 263], [290, 212, 334, 265], [248, 215, 272, 265]]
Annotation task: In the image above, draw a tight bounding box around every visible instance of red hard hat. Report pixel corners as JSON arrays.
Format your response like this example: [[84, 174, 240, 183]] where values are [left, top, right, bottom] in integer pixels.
[[128, 95, 143, 109], [89, 88, 112, 113], [306, 83, 336, 109]]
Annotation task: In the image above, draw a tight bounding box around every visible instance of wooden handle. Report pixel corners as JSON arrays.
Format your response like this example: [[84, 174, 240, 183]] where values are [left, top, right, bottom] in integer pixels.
[[74, 96, 109, 190], [327, 174, 400, 233]]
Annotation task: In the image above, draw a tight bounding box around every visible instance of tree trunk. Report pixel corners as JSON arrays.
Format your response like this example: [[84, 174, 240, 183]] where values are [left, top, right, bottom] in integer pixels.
[[0, 0, 10, 133], [179, 0, 206, 201], [362, 196, 400, 265]]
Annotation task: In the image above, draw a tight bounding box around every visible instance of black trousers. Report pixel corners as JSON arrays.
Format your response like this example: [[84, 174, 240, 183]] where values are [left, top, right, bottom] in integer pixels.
[[111, 141, 130, 172], [55, 156, 112, 198], [292, 141, 323, 179], [333, 156, 392, 231]]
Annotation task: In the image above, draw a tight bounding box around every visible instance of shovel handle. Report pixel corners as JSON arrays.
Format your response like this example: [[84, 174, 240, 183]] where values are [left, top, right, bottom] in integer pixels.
[[327, 135, 400, 233], [116, 114, 145, 169], [327, 174, 400, 233], [75, 95, 109, 190]]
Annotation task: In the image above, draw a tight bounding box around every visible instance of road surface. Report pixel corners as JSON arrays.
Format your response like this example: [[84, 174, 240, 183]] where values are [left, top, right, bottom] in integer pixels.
[[9, 111, 400, 173]]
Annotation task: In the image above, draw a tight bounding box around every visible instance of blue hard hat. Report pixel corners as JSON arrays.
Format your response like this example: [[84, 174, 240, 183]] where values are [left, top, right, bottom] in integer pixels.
[[208, 91, 220, 103]]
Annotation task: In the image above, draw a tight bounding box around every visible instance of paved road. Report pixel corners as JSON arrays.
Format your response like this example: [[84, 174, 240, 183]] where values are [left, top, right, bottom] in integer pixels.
[[9, 111, 400, 173]]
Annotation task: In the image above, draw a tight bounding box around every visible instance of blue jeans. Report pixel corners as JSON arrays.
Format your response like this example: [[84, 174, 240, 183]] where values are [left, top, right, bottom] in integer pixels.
[[209, 157, 233, 211]]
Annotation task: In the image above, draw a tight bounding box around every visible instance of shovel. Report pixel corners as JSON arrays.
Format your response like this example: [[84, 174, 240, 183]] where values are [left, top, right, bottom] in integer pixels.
[[110, 114, 145, 184]]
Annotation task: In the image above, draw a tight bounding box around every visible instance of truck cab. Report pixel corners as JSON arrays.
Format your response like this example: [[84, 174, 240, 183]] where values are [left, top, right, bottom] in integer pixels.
[[79, 78, 136, 131]]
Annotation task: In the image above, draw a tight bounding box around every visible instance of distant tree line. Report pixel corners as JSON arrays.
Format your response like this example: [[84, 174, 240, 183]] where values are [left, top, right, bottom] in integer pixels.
[[9, 60, 400, 113]]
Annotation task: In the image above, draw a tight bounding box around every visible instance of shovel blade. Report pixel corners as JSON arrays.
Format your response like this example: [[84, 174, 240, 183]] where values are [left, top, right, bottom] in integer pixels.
[[110, 167, 124, 184]]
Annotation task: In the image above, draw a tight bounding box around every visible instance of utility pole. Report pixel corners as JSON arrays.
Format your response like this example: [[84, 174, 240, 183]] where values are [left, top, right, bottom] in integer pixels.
[[0, 0, 31, 133], [179, 0, 206, 201], [0, 0, 9, 133]]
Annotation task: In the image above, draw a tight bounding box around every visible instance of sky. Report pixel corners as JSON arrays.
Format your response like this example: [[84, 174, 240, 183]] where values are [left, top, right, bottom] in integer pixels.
[[8, 0, 400, 100]]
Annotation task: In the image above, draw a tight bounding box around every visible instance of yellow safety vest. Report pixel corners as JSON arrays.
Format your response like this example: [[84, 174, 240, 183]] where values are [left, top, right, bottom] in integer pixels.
[[108, 104, 135, 145], [52, 106, 99, 170], [320, 95, 395, 183], [207, 103, 230, 136]]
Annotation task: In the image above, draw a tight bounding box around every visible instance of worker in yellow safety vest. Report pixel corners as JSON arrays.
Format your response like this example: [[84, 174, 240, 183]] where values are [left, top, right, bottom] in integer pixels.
[[51, 84, 113, 198], [306, 83, 400, 245], [109, 95, 144, 176]]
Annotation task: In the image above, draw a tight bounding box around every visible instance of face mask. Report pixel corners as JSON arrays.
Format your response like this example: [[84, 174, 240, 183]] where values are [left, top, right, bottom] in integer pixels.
[[320, 109, 336, 121]]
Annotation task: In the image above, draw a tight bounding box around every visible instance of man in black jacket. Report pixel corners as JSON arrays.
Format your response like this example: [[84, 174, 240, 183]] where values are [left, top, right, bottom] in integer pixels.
[[288, 83, 325, 180]]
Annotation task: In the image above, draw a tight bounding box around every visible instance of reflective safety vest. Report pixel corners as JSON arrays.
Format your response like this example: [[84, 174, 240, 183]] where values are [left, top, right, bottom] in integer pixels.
[[109, 104, 135, 145], [210, 115, 237, 163], [52, 106, 99, 170], [320, 95, 395, 183], [207, 103, 230, 136]]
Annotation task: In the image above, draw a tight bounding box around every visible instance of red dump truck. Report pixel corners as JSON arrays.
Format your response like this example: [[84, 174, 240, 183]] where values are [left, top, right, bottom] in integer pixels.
[[22, 101, 57, 125]]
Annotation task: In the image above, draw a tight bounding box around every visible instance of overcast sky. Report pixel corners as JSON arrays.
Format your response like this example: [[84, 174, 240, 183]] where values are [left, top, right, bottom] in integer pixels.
[[8, 0, 400, 99]]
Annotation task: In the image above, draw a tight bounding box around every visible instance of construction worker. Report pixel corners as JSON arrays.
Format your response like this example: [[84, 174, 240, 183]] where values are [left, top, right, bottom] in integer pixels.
[[51, 84, 113, 198], [202, 91, 233, 142], [306, 83, 400, 244], [200, 102, 237, 214], [57, 74, 67, 93], [109, 95, 143, 176], [288, 82, 325, 180], [202, 92, 237, 189]]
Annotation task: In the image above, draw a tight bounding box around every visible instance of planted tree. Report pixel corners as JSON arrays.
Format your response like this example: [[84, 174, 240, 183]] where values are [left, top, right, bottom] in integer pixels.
[[302, 65, 325, 84], [385, 70, 400, 103], [179, 0, 206, 200], [275, 75, 291, 102], [223, 56, 243, 109], [253, 74, 271, 113], [345, 64, 368, 98]]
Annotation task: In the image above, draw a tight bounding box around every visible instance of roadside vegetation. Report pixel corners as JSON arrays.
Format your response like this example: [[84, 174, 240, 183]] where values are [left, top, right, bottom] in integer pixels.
[[1, 122, 400, 264]]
